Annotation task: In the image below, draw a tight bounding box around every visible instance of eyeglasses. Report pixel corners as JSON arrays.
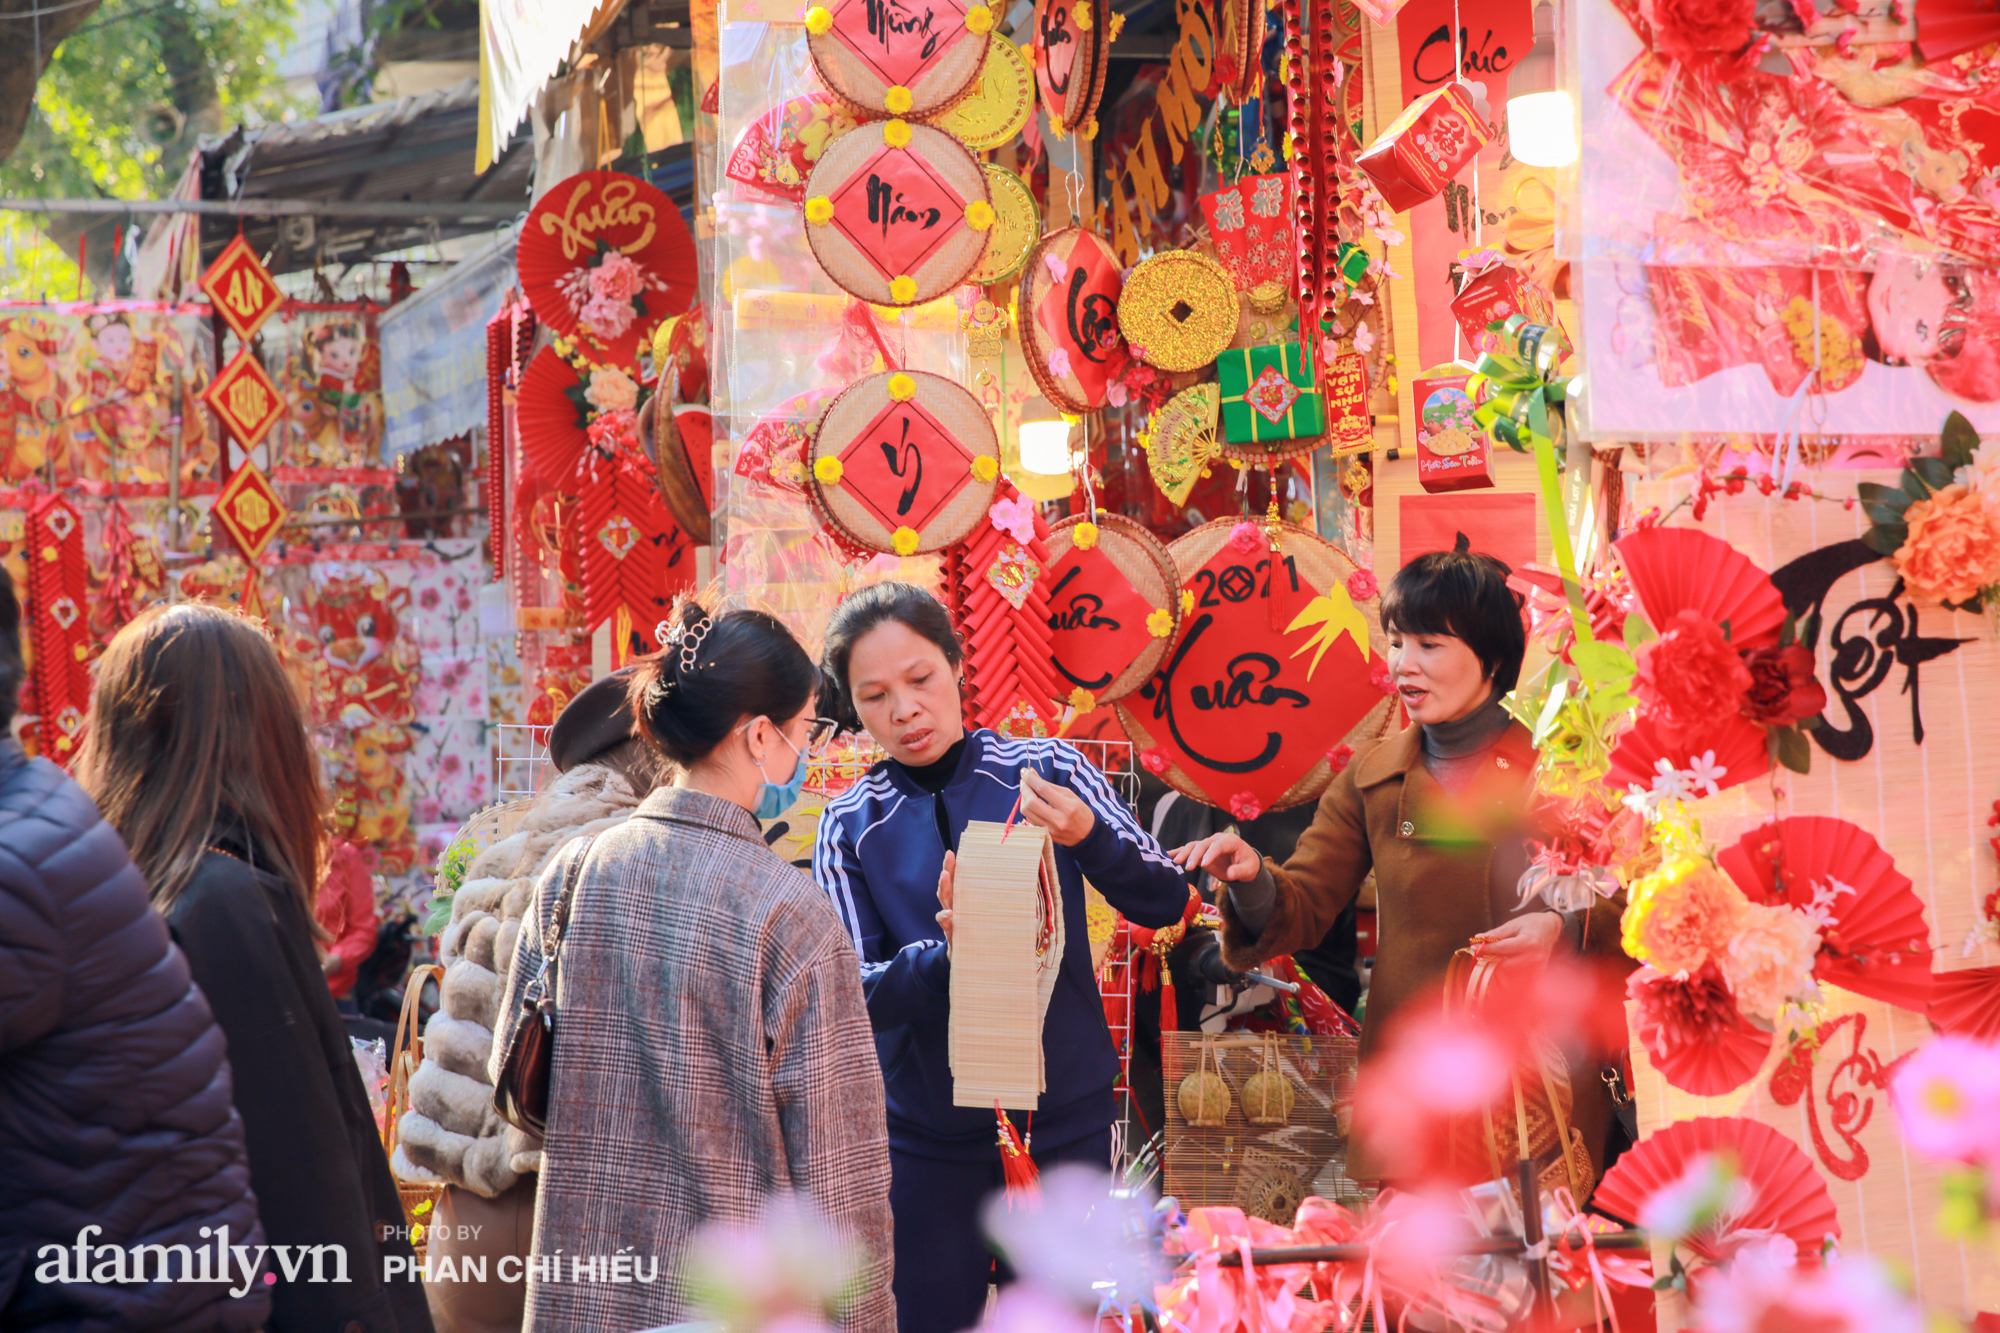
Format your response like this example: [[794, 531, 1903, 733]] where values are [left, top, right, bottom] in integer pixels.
[[744, 715, 841, 757]]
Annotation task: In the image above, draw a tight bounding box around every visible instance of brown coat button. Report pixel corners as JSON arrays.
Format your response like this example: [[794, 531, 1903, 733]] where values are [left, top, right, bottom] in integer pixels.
[[1399, 820, 1415, 836]]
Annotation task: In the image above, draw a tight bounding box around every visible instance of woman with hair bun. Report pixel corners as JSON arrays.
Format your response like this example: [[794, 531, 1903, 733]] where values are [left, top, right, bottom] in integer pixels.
[[496, 598, 894, 1333]]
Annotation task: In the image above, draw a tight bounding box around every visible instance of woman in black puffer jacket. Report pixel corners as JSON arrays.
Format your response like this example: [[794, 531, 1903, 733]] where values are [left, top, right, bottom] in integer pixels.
[[0, 569, 269, 1332], [78, 604, 432, 1333]]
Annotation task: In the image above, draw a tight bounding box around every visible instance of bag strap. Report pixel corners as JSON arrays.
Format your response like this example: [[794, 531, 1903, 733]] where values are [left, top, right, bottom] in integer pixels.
[[528, 836, 595, 1006]]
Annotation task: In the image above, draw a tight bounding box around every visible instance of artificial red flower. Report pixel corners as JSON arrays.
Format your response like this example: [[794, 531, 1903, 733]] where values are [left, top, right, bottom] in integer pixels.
[[1139, 746, 1169, 775], [1627, 962, 1741, 1055], [1326, 743, 1355, 774], [1739, 644, 1827, 726], [1635, 609, 1754, 743]]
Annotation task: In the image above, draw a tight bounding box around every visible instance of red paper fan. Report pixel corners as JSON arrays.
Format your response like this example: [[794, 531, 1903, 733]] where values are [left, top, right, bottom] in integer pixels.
[[1592, 1116, 1839, 1264], [1914, 0, 2000, 60], [519, 171, 697, 367], [1607, 710, 1770, 798], [1717, 816, 1934, 1011], [1615, 526, 1786, 651], [1929, 966, 2000, 1040], [516, 347, 589, 488], [1632, 979, 1775, 1098]]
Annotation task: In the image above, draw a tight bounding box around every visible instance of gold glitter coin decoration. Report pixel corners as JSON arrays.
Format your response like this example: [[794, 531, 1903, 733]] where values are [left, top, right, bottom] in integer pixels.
[[1118, 250, 1239, 373], [938, 39, 1036, 151], [966, 164, 1041, 285], [1247, 279, 1288, 314]]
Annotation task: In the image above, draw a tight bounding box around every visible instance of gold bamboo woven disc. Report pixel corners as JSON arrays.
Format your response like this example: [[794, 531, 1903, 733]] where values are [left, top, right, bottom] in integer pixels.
[[807, 369, 1000, 554]]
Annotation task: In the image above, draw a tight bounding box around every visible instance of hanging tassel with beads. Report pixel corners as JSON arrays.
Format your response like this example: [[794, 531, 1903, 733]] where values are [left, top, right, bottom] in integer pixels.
[[996, 1107, 1039, 1204]]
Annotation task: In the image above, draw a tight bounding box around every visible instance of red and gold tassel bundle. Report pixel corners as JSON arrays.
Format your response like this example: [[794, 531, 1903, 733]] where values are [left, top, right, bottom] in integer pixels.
[[996, 1107, 1040, 1203], [26, 495, 91, 764]]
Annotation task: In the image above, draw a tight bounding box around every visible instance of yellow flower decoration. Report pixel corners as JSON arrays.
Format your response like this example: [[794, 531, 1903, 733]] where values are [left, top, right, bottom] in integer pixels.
[[1072, 2, 1092, 29], [1078, 116, 1099, 141], [814, 455, 845, 486], [970, 454, 999, 482], [965, 3, 993, 31], [1072, 520, 1099, 549], [804, 195, 835, 225], [1107, 10, 1125, 38], [1048, 113, 1068, 140], [1180, 588, 1196, 614], [887, 373, 917, 401], [804, 4, 833, 32], [1067, 686, 1096, 712], [1146, 607, 1174, 638], [965, 200, 996, 231], [889, 275, 918, 304], [884, 85, 914, 114], [882, 118, 913, 149], [892, 526, 921, 556]]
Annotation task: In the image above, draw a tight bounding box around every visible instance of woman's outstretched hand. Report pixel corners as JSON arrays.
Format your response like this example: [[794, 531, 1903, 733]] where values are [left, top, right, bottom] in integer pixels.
[[1018, 769, 1096, 846], [935, 851, 955, 952], [1475, 911, 1562, 965], [1170, 831, 1262, 883]]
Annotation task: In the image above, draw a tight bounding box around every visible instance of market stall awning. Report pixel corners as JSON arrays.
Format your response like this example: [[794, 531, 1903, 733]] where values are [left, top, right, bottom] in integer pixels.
[[379, 221, 521, 458], [478, 0, 621, 173], [199, 78, 533, 276]]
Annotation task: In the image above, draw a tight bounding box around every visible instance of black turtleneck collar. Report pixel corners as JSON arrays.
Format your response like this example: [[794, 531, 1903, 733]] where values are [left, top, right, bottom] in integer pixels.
[[893, 735, 969, 795], [1420, 685, 1513, 760]]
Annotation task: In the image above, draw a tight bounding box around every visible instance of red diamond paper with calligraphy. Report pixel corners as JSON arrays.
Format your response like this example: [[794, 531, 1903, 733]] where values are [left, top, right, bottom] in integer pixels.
[[213, 461, 290, 562], [203, 348, 286, 450], [200, 234, 285, 343], [836, 399, 975, 533], [828, 147, 968, 283], [26, 494, 92, 766]]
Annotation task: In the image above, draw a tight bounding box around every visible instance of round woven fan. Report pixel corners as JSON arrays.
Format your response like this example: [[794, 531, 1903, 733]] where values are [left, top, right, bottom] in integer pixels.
[[1631, 968, 1775, 1098], [1019, 228, 1131, 414], [643, 388, 711, 545], [519, 171, 697, 368], [1613, 525, 1786, 651], [1607, 710, 1770, 800], [1717, 816, 1934, 1012], [1041, 512, 1179, 704], [806, 369, 999, 554], [1147, 384, 1220, 507], [1032, 0, 1108, 133], [801, 121, 988, 307], [806, 0, 991, 118], [1117, 519, 1394, 814], [516, 347, 589, 488], [1929, 965, 2000, 1041], [1592, 1116, 1839, 1264]]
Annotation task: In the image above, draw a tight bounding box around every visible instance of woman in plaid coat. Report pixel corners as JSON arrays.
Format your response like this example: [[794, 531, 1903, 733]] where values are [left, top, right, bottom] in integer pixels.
[[497, 601, 894, 1332]]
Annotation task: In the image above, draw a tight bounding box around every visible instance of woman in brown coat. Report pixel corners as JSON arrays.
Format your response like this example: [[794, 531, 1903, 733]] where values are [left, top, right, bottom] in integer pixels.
[[1172, 551, 1630, 1189]]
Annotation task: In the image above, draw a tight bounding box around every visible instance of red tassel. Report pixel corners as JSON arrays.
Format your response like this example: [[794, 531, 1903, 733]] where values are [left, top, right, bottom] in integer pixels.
[[996, 1107, 1039, 1205], [1159, 971, 1178, 1034]]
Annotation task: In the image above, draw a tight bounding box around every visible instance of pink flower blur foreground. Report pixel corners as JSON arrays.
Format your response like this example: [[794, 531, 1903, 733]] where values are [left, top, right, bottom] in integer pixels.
[[683, 1195, 862, 1330], [1890, 1036, 2000, 1166], [1689, 1245, 1921, 1333]]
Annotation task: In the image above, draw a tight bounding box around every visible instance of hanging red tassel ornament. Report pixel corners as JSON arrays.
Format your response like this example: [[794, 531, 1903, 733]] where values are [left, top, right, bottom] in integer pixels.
[[26, 495, 92, 765], [1282, 0, 1354, 371], [948, 480, 1062, 736], [576, 409, 693, 641], [486, 310, 510, 581], [996, 1107, 1040, 1203]]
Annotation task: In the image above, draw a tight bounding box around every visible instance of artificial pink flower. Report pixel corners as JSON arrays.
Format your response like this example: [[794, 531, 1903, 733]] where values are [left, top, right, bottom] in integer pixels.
[[1326, 743, 1355, 774], [1370, 661, 1396, 695], [587, 250, 645, 303], [1227, 521, 1263, 555], [989, 495, 1038, 545], [580, 290, 637, 341], [1346, 569, 1378, 601], [1139, 747, 1169, 775]]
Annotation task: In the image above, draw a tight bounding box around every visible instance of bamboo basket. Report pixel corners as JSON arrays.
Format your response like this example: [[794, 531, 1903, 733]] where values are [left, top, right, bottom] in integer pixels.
[[383, 962, 447, 1259]]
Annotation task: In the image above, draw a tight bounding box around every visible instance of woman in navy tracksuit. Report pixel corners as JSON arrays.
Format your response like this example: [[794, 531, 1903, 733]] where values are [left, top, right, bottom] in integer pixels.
[[813, 582, 1188, 1333]]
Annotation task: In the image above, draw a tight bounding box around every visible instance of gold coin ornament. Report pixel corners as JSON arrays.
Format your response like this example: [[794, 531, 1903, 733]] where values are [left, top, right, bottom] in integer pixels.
[[1146, 384, 1220, 507], [937, 38, 1036, 150], [1178, 1069, 1232, 1127], [966, 164, 1041, 285], [802, 121, 990, 307], [1119, 250, 1240, 373], [805, 0, 992, 120]]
